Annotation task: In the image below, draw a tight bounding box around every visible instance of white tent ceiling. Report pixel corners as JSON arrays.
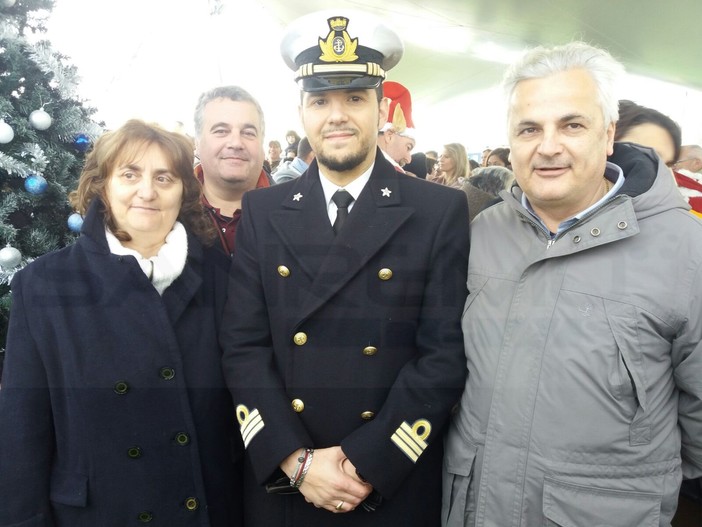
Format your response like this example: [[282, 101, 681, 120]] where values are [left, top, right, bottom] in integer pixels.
[[47, 0, 702, 151]]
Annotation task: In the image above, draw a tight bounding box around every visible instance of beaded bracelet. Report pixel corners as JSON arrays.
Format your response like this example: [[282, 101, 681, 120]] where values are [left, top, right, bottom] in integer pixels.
[[290, 448, 314, 488]]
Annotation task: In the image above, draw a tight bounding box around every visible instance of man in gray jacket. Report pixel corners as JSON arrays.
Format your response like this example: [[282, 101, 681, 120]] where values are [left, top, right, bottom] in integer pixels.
[[443, 41, 702, 526], [273, 136, 314, 184]]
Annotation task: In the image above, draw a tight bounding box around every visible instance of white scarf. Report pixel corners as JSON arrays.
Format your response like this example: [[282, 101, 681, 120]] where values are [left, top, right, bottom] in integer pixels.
[[105, 222, 188, 295]]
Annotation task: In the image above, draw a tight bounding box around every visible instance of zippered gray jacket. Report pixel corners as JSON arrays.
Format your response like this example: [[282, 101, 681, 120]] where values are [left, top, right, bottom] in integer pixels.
[[443, 143, 702, 527]]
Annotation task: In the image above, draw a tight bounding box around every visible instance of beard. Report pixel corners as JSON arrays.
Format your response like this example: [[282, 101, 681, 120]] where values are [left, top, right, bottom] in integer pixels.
[[316, 149, 370, 172], [314, 130, 376, 173]]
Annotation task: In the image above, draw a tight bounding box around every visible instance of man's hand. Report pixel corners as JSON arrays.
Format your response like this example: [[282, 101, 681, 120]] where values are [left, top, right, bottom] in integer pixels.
[[280, 446, 372, 513]]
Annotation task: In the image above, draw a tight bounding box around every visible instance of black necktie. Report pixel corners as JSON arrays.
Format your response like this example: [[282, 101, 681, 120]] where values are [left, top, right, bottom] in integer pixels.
[[332, 190, 354, 235]]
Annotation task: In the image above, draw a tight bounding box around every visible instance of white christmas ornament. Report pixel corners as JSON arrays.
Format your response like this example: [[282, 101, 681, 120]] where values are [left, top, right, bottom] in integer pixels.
[[0, 120, 13, 143], [29, 109, 52, 130], [1, 0, 17, 8], [0, 245, 22, 269]]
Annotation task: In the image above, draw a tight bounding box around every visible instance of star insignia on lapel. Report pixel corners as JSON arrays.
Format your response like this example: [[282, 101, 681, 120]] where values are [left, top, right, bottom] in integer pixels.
[[293, 193, 303, 201], [381, 187, 392, 197]]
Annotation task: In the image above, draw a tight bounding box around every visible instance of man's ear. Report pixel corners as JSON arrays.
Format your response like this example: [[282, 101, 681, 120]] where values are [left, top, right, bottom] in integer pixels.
[[378, 97, 389, 130], [605, 121, 615, 156]]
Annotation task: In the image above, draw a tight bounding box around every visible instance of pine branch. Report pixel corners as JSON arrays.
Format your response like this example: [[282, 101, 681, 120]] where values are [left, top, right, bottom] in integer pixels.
[[0, 151, 33, 177], [28, 40, 79, 100], [0, 193, 19, 244], [56, 106, 102, 141], [19, 142, 48, 173], [0, 19, 20, 41]]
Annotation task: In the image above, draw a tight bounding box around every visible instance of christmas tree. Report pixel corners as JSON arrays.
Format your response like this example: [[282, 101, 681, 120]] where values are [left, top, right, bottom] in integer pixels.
[[0, 0, 103, 360]]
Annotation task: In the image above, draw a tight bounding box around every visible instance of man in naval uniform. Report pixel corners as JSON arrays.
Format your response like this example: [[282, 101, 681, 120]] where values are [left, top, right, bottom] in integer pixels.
[[220, 10, 470, 527]]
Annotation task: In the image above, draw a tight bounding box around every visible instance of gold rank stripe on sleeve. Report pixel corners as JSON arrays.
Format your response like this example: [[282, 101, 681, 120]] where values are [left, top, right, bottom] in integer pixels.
[[390, 419, 432, 463], [236, 404, 265, 449]]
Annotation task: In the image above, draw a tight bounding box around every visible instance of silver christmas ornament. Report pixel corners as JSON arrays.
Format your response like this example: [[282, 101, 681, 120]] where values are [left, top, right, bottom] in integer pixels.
[[0, 120, 13, 143], [29, 109, 52, 130], [0, 245, 21, 269]]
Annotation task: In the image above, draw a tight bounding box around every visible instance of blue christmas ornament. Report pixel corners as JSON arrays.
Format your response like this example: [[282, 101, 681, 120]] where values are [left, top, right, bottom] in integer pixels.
[[73, 133, 91, 153], [24, 174, 48, 195], [67, 212, 84, 233]]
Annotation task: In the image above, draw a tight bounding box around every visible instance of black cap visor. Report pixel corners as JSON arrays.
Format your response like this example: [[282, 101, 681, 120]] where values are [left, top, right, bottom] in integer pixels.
[[298, 73, 383, 92]]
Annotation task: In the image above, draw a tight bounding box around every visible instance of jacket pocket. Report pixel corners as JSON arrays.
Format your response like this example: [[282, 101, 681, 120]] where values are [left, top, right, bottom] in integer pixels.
[[542, 476, 661, 527], [49, 468, 88, 507], [462, 273, 488, 318], [442, 431, 478, 527], [604, 301, 651, 445]]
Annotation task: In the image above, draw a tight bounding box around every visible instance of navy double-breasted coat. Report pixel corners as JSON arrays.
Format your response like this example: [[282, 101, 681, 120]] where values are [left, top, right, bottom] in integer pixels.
[[221, 149, 470, 526], [0, 201, 243, 527]]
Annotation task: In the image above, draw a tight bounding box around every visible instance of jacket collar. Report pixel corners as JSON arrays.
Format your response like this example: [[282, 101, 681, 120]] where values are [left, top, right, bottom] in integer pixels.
[[161, 237, 203, 326], [610, 142, 690, 219], [79, 198, 111, 254], [79, 197, 204, 324], [609, 142, 658, 198]]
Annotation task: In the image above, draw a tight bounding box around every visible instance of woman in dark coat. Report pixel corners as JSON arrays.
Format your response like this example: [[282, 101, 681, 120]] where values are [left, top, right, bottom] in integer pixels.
[[0, 120, 243, 527]]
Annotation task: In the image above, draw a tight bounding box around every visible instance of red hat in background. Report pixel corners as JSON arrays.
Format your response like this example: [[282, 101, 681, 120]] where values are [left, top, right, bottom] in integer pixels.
[[674, 170, 702, 217], [381, 81, 416, 139]]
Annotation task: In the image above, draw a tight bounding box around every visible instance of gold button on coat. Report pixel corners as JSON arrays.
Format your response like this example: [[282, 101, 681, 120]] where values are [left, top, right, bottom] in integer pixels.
[[362, 346, 377, 356], [378, 268, 393, 280], [293, 332, 307, 346], [292, 399, 305, 412], [185, 497, 199, 511], [361, 411, 375, 420], [277, 265, 290, 277]]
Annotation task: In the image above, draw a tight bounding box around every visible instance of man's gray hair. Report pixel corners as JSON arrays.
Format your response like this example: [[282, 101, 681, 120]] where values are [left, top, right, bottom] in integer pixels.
[[681, 144, 702, 159], [502, 41, 625, 126], [193, 85, 266, 138]]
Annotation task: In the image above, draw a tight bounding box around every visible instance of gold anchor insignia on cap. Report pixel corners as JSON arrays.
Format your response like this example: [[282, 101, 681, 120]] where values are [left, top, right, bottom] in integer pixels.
[[391, 419, 432, 463], [236, 404, 265, 448], [319, 16, 358, 63]]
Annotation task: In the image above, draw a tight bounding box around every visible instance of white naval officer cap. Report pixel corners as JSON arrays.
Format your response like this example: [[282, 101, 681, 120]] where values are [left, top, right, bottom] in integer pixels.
[[280, 10, 404, 92]]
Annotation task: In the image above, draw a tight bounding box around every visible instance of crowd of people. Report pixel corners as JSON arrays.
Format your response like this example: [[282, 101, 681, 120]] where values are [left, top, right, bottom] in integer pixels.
[[0, 8, 701, 527]]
